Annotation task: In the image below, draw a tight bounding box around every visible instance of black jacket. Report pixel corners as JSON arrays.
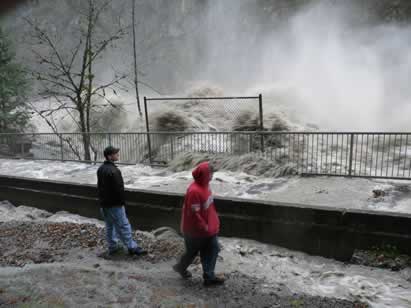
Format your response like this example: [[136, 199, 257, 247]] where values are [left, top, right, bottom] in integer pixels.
[[97, 161, 125, 207]]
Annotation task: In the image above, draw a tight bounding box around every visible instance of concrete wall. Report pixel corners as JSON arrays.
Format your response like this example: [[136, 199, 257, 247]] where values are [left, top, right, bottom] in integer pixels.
[[1, 175, 411, 261]]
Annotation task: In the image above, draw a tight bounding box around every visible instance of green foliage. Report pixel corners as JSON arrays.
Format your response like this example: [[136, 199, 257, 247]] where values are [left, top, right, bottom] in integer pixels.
[[371, 244, 401, 258], [0, 27, 30, 133], [290, 298, 303, 308]]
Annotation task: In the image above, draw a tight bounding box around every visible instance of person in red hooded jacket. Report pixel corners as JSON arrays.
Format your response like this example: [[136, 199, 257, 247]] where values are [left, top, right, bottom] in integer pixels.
[[173, 161, 225, 286]]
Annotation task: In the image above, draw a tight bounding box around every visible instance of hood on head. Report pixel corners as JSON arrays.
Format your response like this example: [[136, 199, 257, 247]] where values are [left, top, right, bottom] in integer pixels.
[[192, 161, 211, 186]]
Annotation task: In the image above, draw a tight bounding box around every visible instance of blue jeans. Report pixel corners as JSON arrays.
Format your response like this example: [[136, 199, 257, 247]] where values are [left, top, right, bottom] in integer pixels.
[[100, 206, 138, 253], [176, 235, 219, 280]]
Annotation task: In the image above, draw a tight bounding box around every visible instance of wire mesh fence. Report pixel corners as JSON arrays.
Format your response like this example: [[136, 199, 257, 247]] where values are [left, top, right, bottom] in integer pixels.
[[0, 131, 411, 180], [143, 95, 264, 164], [144, 96, 263, 132]]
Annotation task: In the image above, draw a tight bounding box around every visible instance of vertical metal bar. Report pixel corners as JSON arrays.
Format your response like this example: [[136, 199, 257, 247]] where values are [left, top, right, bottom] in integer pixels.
[[375, 135, 380, 176], [170, 134, 174, 161], [230, 133, 233, 154], [107, 133, 111, 146], [345, 133, 349, 175], [311, 134, 314, 173], [339, 134, 344, 175], [248, 134, 252, 152], [391, 135, 403, 176], [320, 134, 324, 173], [143, 97, 153, 164], [305, 134, 308, 173], [122, 134, 126, 163], [381, 135, 386, 176], [60, 134, 64, 161], [301, 133, 308, 172], [288, 133, 291, 165], [403, 135, 409, 177], [20, 136, 24, 157], [316, 134, 320, 173], [354, 134, 359, 175], [348, 133, 354, 176], [335, 134, 339, 174], [300, 134, 303, 173], [259, 94, 264, 152], [359, 134, 364, 176], [270, 137, 273, 160], [295, 133, 299, 172], [408, 134, 411, 178], [126, 134, 130, 163], [134, 134, 137, 163], [377, 135, 382, 176], [299, 134, 303, 173], [364, 134, 369, 177], [334, 134, 338, 174], [325, 134, 333, 173], [291, 134, 295, 163], [128, 134, 132, 163], [392, 135, 397, 177], [386, 135, 391, 177]]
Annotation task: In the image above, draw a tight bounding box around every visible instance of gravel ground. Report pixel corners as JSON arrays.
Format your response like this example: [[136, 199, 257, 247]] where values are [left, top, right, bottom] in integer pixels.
[[0, 221, 368, 308]]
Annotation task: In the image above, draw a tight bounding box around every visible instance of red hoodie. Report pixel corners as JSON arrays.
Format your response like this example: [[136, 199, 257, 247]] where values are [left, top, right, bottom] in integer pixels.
[[180, 162, 220, 238]]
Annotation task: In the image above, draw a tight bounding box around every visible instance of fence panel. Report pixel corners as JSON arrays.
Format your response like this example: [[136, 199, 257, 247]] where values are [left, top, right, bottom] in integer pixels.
[[144, 96, 263, 132], [1, 131, 411, 180]]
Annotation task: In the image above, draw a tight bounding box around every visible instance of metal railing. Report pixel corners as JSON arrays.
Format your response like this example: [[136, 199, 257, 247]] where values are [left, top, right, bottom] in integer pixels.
[[0, 131, 410, 180]]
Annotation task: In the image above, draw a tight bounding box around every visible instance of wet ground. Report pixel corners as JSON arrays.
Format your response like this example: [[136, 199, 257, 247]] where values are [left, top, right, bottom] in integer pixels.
[[0, 220, 367, 308], [2, 201, 411, 307]]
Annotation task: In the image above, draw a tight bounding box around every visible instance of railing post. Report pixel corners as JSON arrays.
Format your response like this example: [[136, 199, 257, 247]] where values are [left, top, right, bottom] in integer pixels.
[[249, 134, 253, 152], [144, 96, 153, 164], [59, 134, 64, 161], [259, 94, 264, 152], [348, 133, 354, 176], [170, 134, 174, 161], [108, 133, 112, 145], [20, 136, 24, 157]]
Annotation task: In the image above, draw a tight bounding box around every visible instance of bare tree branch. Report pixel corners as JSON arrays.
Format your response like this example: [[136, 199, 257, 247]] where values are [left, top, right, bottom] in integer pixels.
[[25, 0, 126, 161]]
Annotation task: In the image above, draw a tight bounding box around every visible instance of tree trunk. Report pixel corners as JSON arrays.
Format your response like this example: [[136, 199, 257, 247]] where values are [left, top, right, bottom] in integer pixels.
[[79, 109, 91, 161], [132, 0, 142, 117]]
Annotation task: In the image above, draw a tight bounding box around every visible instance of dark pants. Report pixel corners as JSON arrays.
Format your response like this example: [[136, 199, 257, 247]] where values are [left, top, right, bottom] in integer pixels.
[[176, 235, 219, 280]]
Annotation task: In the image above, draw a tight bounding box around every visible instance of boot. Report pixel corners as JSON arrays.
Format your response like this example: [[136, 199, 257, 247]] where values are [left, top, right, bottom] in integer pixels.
[[203, 276, 225, 286], [173, 264, 192, 279]]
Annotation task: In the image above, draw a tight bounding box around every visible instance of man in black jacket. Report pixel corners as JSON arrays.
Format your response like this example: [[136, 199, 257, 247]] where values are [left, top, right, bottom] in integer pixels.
[[97, 146, 146, 256]]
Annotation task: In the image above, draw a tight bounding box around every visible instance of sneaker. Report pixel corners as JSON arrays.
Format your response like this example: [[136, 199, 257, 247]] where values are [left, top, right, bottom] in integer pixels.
[[173, 264, 192, 279], [128, 247, 147, 256], [203, 276, 225, 287]]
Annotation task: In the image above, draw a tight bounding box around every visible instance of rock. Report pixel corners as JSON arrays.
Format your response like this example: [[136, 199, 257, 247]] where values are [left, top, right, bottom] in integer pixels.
[[151, 227, 180, 241], [372, 189, 386, 198], [0, 200, 16, 211]]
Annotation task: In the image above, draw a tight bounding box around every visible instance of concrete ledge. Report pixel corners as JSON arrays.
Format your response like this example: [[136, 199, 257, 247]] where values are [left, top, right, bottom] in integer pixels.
[[1, 175, 410, 261]]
